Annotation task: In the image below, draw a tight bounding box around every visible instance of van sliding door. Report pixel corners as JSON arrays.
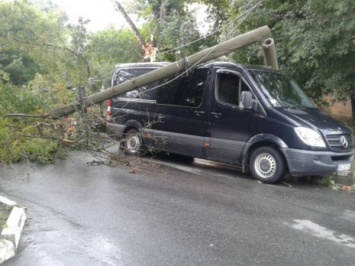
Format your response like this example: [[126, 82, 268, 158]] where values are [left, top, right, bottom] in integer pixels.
[[152, 68, 209, 157]]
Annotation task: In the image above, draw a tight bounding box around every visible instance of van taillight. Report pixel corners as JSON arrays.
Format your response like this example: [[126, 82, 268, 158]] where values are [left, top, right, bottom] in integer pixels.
[[106, 99, 112, 122]]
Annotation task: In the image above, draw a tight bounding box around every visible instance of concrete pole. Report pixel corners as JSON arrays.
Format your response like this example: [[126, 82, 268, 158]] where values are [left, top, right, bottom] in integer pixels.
[[262, 38, 279, 69], [50, 26, 271, 117]]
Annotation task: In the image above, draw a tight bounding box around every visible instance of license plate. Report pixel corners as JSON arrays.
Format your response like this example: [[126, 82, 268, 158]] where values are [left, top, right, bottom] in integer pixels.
[[337, 164, 351, 172]]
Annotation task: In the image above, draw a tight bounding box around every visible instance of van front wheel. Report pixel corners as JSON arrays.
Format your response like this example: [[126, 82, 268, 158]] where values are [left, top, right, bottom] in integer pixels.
[[249, 147, 285, 183], [123, 129, 143, 155]]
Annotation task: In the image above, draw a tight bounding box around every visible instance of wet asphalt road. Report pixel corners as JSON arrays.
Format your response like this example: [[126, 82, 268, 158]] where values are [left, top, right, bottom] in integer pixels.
[[0, 151, 355, 266]]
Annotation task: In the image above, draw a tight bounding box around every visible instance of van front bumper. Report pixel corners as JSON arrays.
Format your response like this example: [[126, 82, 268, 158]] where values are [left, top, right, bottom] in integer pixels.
[[282, 148, 354, 176]]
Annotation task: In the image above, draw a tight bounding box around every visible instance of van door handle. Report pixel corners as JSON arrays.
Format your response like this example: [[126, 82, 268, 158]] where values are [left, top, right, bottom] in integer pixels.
[[211, 112, 222, 118], [194, 110, 205, 116]]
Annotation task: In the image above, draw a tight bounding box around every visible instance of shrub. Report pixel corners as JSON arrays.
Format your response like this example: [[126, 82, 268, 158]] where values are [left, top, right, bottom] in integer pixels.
[[0, 83, 72, 164]]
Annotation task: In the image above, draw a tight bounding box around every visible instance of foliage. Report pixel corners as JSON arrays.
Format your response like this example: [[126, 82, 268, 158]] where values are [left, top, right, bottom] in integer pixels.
[[0, 50, 39, 85], [0, 83, 67, 164], [0, 0, 70, 83], [129, 0, 186, 20], [195, 0, 231, 31], [128, 0, 204, 60], [86, 28, 142, 90], [0, 119, 59, 165], [155, 12, 202, 61], [87, 28, 141, 65], [0, 1, 114, 86]]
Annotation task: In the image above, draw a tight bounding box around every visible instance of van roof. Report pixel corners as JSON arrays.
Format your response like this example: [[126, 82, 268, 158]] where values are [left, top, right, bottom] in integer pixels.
[[203, 61, 280, 72]]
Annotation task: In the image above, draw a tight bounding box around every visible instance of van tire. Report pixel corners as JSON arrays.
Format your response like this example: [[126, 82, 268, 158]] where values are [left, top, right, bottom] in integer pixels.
[[249, 147, 285, 183], [123, 129, 143, 155]]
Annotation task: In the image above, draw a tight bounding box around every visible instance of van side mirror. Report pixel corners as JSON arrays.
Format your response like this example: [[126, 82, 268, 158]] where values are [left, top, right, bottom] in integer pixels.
[[241, 91, 254, 110]]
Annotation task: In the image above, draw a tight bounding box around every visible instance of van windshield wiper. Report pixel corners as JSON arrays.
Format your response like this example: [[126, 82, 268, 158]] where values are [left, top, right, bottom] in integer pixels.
[[282, 106, 318, 111], [303, 107, 318, 110]]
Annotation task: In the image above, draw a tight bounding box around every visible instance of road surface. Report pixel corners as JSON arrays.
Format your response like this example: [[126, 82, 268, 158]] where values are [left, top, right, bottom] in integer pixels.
[[0, 151, 355, 265]]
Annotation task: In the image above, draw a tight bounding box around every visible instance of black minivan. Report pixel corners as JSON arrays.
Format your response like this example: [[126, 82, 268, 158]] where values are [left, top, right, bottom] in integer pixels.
[[106, 62, 354, 183]]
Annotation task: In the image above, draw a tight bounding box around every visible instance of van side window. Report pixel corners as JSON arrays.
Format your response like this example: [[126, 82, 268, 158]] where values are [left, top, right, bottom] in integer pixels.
[[181, 69, 208, 107], [217, 73, 240, 105], [156, 77, 180, 105], [115, 69, 158, 100], [157, 69, 208, 107]]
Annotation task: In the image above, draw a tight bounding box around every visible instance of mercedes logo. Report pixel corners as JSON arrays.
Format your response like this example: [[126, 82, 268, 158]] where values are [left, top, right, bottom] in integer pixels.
[[340, 136, 348, 149]]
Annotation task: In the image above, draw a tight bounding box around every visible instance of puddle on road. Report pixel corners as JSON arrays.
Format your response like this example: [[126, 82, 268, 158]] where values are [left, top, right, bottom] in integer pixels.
[[81, 234, 123, 265], [18, 228, 124, 265], [287, 219, 355, 248]]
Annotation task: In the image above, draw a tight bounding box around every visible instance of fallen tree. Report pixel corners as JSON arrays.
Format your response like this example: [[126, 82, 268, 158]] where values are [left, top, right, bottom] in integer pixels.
[[49, 26, 272, 118]]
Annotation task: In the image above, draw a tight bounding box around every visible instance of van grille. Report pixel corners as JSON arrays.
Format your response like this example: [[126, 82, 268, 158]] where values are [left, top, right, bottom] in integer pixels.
[[325, 134, 353, 152]]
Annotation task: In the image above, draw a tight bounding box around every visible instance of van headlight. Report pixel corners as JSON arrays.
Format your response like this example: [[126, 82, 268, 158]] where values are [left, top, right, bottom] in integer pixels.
[[294, 127, 326, 147]]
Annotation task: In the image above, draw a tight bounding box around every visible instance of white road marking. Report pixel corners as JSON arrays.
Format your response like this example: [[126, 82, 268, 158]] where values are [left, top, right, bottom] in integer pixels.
[[288, 219, 355, 248]]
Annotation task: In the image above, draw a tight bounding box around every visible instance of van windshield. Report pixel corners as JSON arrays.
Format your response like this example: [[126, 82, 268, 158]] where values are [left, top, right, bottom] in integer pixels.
[[250, 70, 315, 108]]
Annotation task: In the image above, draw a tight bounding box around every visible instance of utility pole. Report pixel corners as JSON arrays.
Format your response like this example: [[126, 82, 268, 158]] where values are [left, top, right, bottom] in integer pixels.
[[50, 26, 271, 118], [262, 38, 279, 69]]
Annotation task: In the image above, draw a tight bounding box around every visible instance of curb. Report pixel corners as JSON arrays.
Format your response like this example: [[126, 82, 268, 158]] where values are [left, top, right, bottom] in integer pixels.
[[0, 195, 27, 264]]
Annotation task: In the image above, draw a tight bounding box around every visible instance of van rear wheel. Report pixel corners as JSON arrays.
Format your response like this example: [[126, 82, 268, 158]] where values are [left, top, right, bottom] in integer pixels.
[[123, 129, 143, 155], [249, 147, 285, 184]]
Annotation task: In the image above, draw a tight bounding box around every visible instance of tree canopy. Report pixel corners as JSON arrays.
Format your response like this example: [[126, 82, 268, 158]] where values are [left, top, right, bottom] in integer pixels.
[[0, 0, 141, 87]]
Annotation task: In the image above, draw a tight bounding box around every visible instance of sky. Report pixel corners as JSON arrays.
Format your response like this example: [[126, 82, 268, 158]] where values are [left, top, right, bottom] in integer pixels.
[[48, 0, 209, 34], [49, 0, 138, 32]]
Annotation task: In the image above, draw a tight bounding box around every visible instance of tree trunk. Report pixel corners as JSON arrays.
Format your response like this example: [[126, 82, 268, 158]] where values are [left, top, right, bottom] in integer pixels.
[[114, 1, 146, 48], [160, 0, 167, 21]]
